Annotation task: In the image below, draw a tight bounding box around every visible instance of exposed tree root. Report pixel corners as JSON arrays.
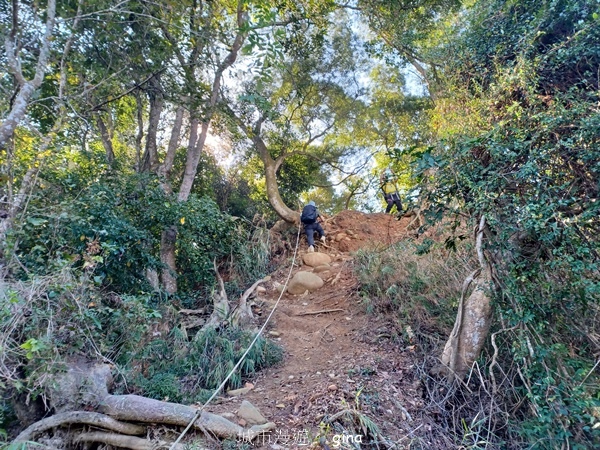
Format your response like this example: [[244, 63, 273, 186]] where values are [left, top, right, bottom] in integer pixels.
[[75, 431, 200, 450], [14, 364, 276, 447], [15, 411, 145, 442], [440, 215, 493, 381], [295, 308, 345, 316], [100, 394, 275, 440]]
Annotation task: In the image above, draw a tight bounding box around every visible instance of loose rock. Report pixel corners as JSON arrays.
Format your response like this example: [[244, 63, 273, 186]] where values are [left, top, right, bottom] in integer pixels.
[[313, 264, 331, 273], [287, 271, 324, 295], [227, 387, 252, 397], [238, 400, 268, 425], [335, 233, 348, 242], [302, 252, 332, 267]]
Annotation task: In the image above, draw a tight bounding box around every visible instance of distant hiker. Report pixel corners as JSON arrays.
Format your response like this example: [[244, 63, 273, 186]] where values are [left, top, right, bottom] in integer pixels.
[[300, 200, 326, 252], [380, 167, 403, 216]]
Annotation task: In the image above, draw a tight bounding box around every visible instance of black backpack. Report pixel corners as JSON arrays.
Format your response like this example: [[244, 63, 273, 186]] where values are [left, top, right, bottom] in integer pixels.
[[301, 204, 318, 224]]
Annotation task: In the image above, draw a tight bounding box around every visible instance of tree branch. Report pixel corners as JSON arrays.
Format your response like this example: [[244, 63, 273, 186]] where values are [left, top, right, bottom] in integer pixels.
[[0, 0, 57, 148]]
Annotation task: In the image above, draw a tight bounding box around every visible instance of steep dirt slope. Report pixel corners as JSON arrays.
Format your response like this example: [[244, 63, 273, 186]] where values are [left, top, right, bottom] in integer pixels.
[[206, 211, 432, 448]]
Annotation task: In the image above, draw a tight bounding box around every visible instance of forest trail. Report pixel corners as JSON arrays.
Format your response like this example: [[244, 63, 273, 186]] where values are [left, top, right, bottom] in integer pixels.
[[207, 211, 429, 448]]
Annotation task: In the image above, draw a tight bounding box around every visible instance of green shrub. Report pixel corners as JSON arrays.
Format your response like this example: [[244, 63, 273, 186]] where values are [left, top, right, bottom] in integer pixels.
[[130, 327, 283, 403], [9, 173, 253, 297], [0, 265, 283, 435]]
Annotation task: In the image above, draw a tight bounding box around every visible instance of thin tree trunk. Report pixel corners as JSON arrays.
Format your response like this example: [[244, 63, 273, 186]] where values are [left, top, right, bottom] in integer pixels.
[[0, 0, 82, 245], [140, 76, 164, 172], [96, 114, 115, 165], [0, 129, 61, 242], [0, 0, 57, 149], [177, 0, 248, 202], [178, 120, 210, 202], [160, 226, 178, 294], [159, 106, 184, 179], [134, 90, 144, 172], [157, 0, 248, 294]]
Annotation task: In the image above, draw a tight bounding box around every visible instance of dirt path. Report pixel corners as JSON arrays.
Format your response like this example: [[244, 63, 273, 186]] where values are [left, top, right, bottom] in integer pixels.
[[207, 211, 427, 448]]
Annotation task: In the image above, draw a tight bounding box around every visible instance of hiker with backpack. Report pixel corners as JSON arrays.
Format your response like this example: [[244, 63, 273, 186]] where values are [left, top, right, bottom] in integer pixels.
[[300, 200, 326, 252], [380, 167, 403, 216]]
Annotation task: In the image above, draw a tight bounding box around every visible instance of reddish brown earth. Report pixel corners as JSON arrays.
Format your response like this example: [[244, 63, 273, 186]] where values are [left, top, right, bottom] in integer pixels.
[[206, 211, 431, 449]]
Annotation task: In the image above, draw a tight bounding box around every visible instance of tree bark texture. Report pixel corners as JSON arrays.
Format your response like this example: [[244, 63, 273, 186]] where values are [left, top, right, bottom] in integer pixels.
[[96, 114, 115, 165], [203, 260, 231, 330], [440, 216, 493, 380], [75, 432, 199, 450], [179, 120, 209, 201], [0, 0, 57, 149], [14, 362, 275, 446], [15, 411, 145, 442], [254, 136, 300, 223], [160, 226, 178, 294], [159, 105, 185, 180], [140, 76, 164, 172], [134, 90, 144, 171]]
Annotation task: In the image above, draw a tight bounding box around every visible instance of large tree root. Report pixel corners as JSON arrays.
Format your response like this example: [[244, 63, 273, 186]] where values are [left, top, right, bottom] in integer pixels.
[[14, 366, 276, 448], [100, 394, 275, 440], [439, 215, 493, 381], [15, 411, 145, 442], [75, 431, 202, 450]]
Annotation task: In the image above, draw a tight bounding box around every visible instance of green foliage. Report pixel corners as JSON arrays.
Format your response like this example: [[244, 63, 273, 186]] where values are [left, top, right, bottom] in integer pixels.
[[412, 0, 600, 447], [130, 327, 283, 403], [10, 171, 245, 295], [0, 265, 282, 431]]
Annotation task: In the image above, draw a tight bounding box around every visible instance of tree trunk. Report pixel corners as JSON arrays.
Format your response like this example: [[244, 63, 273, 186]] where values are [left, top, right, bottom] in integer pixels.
[[178, 119, 209, 202], [440, 215, 493, 381], [96, 114, 115, 165], [0, 0, 81, 247], [0, 0, 57, 149], [160, 226, 178, 294], [140, 76, 164, 172], [0, 126, 63, 244], [134, 90, 144, 172], [254, 136, 299, 223], [159, 105, 184, 180], [157, 0, 249, 294]]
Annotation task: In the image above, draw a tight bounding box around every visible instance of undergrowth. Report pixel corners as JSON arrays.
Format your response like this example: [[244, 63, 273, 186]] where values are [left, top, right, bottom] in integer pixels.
[[354, 238, 475, 344], [128, 326, 283, 404], [353, 236, 600, 448], [0, 218, 280, 437]]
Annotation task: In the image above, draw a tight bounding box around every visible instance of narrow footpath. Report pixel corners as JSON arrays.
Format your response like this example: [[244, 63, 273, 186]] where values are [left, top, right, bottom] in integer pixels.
[[206, 211, 431, 449]]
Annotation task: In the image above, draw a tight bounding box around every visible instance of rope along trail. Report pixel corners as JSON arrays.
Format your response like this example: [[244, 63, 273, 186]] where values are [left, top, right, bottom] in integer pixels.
[[170, 225, 303, 449]]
